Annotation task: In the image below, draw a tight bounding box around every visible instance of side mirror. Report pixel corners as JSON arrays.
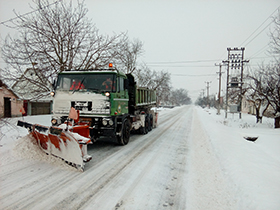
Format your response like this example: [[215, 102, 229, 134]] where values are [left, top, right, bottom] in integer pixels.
[[52, 79, 56, 89]]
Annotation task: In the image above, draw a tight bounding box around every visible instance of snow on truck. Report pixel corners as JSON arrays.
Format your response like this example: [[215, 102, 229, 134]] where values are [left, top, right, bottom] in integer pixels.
[[18, 63, 158, 171]]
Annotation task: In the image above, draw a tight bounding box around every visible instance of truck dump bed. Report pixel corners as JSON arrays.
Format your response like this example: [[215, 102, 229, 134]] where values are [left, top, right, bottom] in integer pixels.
[[135, 87, 156, 107], [126, 74, 156, 114]]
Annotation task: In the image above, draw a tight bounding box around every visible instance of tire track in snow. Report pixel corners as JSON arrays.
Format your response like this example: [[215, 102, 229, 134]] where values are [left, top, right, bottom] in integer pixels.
[[1, 106, 191, 210], [81, 106, 193, 209], [53, 107, 189, 209], [185, 108, 238, 210], [2, 165, 63, 198], [1, 167, 81, 209]]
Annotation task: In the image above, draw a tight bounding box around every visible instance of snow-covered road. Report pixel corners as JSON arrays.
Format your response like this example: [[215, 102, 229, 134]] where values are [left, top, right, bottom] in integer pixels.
[[1, 105, 279, 209]]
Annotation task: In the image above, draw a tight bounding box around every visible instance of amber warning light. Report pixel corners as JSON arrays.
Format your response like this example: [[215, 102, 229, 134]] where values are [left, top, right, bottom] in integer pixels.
[[109, 63, 113, 68]]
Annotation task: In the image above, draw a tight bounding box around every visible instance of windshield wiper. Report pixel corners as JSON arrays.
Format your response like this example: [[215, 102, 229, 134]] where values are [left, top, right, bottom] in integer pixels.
[[72, 77, 85, 94], [87, 88, 101, 93]]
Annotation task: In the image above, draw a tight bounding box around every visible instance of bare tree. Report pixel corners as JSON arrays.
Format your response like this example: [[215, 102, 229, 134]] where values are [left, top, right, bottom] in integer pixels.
[[267, 10, 280, 128], [152, 70, 172, 105], [245, 68, 269, 123], [134, 63, 170, 89], [169, 89, 191, 106], [133, 63, 171, 105], [246, 63, 280, 127], [1, 0, 125, 98], [269, 9, 280, 58], [134, 63, 155, 87], [114, 38, 144, 74], [261, 63, 280, 128]]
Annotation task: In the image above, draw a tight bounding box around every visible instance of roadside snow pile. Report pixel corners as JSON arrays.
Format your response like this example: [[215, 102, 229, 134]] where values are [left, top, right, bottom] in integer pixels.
[[14, 134, 48, 160], [196, 107, 280, 210], [13, 133, 75, 171], [0, 115, 72, 170], [0, 119, 22, 148]]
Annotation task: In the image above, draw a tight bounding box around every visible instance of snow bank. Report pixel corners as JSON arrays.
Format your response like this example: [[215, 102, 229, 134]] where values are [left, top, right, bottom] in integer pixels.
[[1, 107, 279, 209], [196, 107, 280, 210], [0, 115, 82, 171], [12, 133, 76, 171], [187, 108, 238, 209]]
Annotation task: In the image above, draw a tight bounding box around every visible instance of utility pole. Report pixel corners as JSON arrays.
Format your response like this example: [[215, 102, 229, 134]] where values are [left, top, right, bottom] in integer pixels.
[[205, 81, 211, 108], [223, 47, 249, 119], [215, 63, 224, 115], [201, 89, 205, 98]]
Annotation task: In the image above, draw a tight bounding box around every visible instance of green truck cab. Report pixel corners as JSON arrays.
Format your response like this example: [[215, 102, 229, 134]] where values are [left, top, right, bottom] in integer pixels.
[[51, 65, 157, 145]]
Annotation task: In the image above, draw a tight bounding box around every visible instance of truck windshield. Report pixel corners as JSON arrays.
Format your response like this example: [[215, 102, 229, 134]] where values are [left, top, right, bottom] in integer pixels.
[[56, 73, 116, 92]]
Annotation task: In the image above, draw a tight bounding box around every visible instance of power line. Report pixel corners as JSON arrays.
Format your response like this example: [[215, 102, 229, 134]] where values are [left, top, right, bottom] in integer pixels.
[[147, 59, 220, 65], [146, 59, 270, 68], [146, 59, 224, 68], [172, 73, 216, 77], [239, 6, 280, 47], [248, 45, 270, 60], [242, 22, 272, 47], [147, 65, 217, 68], [217, 6, 280, 66], [0, 0, 62, 25]]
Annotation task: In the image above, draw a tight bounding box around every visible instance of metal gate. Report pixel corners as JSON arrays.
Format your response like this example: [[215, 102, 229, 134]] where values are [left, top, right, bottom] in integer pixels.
[[31, 102, 51, 115]]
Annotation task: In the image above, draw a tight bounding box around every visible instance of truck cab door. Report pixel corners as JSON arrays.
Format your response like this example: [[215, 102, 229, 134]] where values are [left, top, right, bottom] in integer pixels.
[[114, 76, 129, 115]]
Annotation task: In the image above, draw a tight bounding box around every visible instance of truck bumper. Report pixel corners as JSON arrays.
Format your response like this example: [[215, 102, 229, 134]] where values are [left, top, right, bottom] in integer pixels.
[[90, 127, 116, 140]]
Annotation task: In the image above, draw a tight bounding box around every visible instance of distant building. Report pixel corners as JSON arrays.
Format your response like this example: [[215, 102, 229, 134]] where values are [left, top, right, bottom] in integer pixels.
[[12, 68, 53, 116], [0, 80, 23, 118], [242, 97, 256, 115], [242, 97, 275, 118]]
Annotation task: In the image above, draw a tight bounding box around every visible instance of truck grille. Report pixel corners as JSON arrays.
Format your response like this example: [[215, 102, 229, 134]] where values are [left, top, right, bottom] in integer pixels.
[[71, 101, 110, 114]]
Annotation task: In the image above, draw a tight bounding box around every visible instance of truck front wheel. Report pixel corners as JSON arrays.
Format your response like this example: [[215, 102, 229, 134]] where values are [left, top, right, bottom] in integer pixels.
[[117, 119, 130, 145]]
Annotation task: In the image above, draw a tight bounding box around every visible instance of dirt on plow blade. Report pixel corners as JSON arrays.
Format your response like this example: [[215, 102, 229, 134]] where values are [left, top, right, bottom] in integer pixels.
[[17, 120, 92, 171]]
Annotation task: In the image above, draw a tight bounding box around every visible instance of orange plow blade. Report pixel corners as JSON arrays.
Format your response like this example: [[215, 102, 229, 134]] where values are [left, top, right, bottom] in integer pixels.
[[17, 121, 92, 171]]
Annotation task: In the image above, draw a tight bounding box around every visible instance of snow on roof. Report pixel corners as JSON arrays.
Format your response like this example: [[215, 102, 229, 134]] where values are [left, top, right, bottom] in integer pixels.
[[0, 79, 20, 99], [11, 68, 52, 101], [60, 69, 118, 74], [59, 69, 127, 77]]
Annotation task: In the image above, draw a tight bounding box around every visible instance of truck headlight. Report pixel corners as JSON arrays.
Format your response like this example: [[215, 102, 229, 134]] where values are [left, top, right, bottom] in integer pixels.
[[108, 119, 114, 126], [102, 119, 108, 126], [51, 118, 57, 125]]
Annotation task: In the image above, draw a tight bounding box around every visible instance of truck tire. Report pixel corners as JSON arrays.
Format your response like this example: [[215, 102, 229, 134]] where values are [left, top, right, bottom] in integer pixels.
[[148, 114, 153, 131], [117, 119, 130, 145], [140, 115, 149, 135]]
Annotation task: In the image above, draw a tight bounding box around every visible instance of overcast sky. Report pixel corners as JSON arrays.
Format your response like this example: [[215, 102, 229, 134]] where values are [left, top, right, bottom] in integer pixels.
[[1, 0, 279, 101]]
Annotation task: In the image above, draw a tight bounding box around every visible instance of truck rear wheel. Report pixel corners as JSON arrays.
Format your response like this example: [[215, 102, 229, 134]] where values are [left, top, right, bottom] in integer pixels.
[[140, 114, 149, 135], [148, 114, 153, 131], [117, 119, 130, 145]]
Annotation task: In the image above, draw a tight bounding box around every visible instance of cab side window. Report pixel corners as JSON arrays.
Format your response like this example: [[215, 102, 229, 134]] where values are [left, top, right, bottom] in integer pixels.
[[119, 77, 124, 92]]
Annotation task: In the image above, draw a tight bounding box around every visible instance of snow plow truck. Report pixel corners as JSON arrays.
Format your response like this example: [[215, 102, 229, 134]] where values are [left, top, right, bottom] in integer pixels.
[[18, 63, 158, 171]]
